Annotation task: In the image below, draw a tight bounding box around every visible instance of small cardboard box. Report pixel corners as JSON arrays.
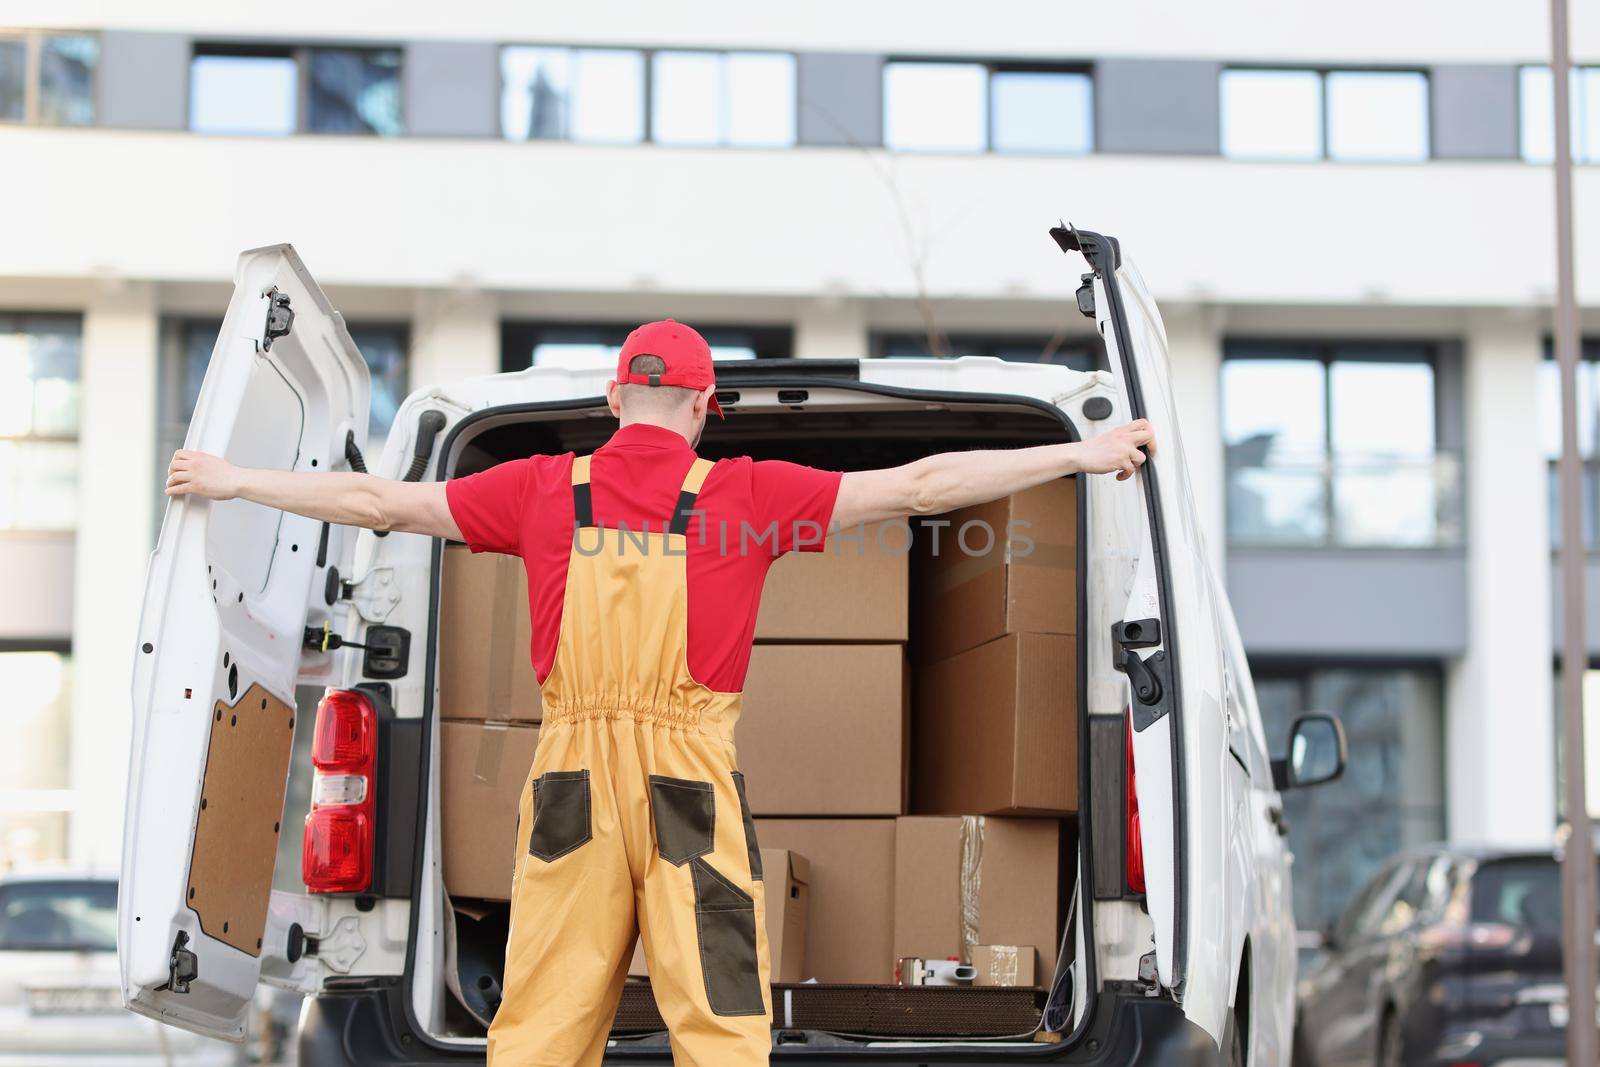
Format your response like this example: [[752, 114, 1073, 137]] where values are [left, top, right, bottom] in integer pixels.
[[757, 523, 910, 641], [439, 545, 543, 723], [892, 816, 1060, 983], [737, 644, 908, 816], [439, 720, 540, 901], [971, 944, 1037, 988], [630, 848, 810, 982], [912, 632, 1077, 816], [755, 819, 897, 983], [915, 480, 1077, 663]]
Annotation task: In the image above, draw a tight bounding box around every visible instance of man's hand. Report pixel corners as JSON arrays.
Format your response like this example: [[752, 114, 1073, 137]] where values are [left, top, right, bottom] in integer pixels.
[[166, 450, 243, 500], [1076, 418, 1155, 481]]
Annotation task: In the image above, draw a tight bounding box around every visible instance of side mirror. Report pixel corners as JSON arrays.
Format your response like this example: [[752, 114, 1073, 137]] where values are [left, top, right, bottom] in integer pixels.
[[1271, 713, 1347, 791]]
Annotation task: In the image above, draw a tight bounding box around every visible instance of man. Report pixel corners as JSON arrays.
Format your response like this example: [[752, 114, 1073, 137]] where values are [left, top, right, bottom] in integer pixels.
[[166, 319, 1154, 1066]]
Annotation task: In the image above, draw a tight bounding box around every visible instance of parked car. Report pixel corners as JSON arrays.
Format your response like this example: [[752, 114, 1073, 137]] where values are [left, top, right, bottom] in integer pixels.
[[1294, 844, 1597, 1067], [119, 230, 1345, 1064], [0, 871, 238, 1065]]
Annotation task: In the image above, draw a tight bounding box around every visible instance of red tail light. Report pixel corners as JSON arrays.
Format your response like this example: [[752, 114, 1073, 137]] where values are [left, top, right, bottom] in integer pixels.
[[1125, 711, 1146, 894], [303, 689, 376, 893]]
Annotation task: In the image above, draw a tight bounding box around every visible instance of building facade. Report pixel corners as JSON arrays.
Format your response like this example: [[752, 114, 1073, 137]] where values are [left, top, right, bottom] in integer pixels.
[[3, 1, 1599, 928]]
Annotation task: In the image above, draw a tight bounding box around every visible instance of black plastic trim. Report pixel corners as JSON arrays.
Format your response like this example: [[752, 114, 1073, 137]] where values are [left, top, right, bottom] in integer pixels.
[[1052, 226, 1190, 996], [298, 984, 1220, 1065]]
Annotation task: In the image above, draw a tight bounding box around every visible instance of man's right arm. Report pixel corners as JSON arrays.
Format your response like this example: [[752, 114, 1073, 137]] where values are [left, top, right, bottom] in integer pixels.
[[829, 419, 1154, 528], [165, 449, 464, 541]]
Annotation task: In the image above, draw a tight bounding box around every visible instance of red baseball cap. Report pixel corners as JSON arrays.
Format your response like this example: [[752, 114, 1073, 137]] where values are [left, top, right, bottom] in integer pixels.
[[615, 319, 723, 418]]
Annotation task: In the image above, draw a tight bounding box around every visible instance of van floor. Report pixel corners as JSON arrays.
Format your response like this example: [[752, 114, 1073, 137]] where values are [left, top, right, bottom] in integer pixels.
[[435, 395, 1082, 1045]]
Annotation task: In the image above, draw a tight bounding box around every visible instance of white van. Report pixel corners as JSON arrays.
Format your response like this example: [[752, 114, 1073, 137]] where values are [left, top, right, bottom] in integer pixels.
[[119, 229, 1345, 1065]]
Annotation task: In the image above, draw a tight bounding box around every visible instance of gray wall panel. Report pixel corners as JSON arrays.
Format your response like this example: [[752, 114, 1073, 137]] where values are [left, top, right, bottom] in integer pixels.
[[1228, 549, 1467, 657], [797, 53, 882, 148], [1432, 65, 1519, 160], [97, 32, 189, 131], [405, 41, 500, 138], [1095, 58, 1221, 155]]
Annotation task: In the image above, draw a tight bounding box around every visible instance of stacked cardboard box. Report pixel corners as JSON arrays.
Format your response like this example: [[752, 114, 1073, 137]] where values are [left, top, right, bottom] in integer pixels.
[[438, 545, 543, 901], [912, 481, 1079, 817], [892, 816, 1062, 982], [737, 523, 911, 818]]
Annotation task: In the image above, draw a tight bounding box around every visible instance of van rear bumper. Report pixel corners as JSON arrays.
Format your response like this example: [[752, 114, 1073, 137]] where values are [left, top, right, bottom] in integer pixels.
[[298, 985, 1224, 1066]]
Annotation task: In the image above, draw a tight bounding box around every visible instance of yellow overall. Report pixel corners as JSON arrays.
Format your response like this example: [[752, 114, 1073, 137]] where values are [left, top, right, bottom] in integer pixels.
[[486, 455, 772, 1066]]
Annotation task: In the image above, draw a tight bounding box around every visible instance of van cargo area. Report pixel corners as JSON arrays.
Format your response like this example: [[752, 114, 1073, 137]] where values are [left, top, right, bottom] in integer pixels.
[[421, 388, 1093, 1050]]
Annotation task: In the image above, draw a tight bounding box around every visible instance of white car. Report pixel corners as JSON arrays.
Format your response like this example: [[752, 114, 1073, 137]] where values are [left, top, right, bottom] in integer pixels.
[[0, 871, 237, 1066], [119, 229, 1345, 1065]]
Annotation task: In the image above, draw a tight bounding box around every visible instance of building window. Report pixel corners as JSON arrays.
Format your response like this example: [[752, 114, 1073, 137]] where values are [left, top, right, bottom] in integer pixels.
[[1221, 68, 1429, 162], [651, 51, 796, 148], [1223, 341, 1459, 547], [189, 44, 403, 136], [872, 331, 1101, 370], [500, 47, 645, 144], [1537, 339, 1600, 548], [0, 314, 81, 532], [0, 31, 97, 126], [1520, 65, 1600, 164], [884, 60, 1093, 155], [500, 322, 791, 373], [158, 318, 409, 503], [1254, 663, 1445, 930], [0, 650, 73, 867]]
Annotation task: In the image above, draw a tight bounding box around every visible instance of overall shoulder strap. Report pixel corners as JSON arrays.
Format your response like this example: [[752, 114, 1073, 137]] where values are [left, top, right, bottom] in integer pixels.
[[669, 458, 714, 536], [571, 455, 594, 528]]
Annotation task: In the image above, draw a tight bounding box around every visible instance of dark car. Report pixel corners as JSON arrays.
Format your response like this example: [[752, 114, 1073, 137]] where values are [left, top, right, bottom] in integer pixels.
[[1294, 844, 1595, 1067]]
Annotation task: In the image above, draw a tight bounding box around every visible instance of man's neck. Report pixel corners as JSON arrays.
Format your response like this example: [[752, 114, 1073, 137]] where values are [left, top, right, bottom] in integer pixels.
[[616, 416, 694, 446]]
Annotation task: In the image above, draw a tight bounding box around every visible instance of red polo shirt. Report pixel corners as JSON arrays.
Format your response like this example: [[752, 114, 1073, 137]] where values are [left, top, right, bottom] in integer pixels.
[[445, 423, 843, 692]]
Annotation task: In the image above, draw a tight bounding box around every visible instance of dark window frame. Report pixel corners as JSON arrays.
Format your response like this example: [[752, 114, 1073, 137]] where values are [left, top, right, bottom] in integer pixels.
[[1222, 337, 1452, 549], [870, 329, 1104, 370], [882, 56, 1096, 155], [1220, 65, 1435, 162], [1539, 336, 1600, 551], [0, 30, 98, 127], [188, 41, 405, 136], [500, 320, 793, 374]]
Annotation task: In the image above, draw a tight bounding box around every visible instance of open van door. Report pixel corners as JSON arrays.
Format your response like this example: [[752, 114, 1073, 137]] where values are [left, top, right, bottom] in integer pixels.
[[120, 245, 370, 1041], [1053, 226, 1232, 1044]]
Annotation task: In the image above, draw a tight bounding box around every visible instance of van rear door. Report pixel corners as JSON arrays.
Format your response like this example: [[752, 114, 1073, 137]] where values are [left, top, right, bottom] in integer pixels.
[[1054, 226, 1231, 1044], [120, 245, 370, 1041]]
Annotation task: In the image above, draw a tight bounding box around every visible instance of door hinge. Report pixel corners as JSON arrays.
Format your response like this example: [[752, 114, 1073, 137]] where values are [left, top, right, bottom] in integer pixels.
[[1112, 618, 1173, 731], [262, 289, 294, 351], [303, 914, 366, 975], [1075, 272, 1096, 319], [345, 567, 400, 623]]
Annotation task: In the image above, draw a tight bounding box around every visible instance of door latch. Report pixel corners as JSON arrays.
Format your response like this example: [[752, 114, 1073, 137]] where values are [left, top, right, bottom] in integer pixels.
[[1112, 618, 1173, 731], [156, 930, 198, 994], [262, 290, 294, 350]]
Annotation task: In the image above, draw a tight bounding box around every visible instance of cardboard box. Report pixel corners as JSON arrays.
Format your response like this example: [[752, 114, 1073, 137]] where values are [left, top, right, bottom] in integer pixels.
[[757, 523, 910, 641], [439, 545, 543, 723], [971, 944, 1037, 988], [630, 848, 810, 982], [439, 720, 539, 901], [912, 633, 1077, 816], [737, 644, 908, 816], [755, 819, 897, 983], [892, 816, 1060, 983], [916, 480, 1077, 663]]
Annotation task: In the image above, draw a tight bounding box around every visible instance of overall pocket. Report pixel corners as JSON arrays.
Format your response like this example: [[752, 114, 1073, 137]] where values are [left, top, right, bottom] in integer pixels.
[[690, 858, 766, 1017], [730, 771, 763, 881], [528, 769, 592, 862], [648, 775, 716, 866]]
